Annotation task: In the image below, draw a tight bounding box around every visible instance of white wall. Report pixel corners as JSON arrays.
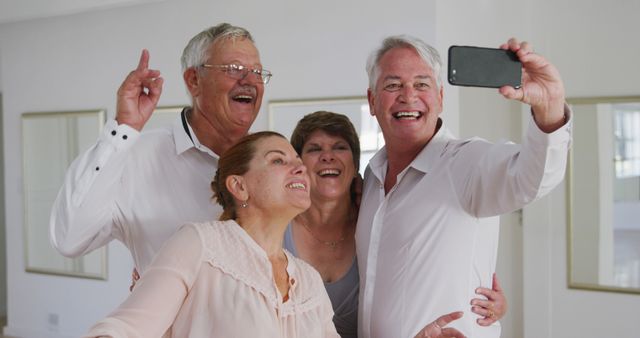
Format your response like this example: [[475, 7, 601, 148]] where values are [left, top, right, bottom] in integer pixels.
[[0, 92, 6, 320], [436, 1, 532, 336], [437, 1, 640, 337], [3, 0, 640, 337], [523, 1, 640, 337], [0, 0, 439, 337], [0, 45, 7, 321]]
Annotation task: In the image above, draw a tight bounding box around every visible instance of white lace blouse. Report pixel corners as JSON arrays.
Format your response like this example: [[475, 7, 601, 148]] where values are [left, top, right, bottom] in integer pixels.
[[85, 220, 339, 338]]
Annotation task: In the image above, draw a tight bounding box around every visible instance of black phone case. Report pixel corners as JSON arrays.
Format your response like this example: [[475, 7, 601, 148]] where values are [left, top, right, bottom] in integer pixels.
[[448, 46, 521, 89]]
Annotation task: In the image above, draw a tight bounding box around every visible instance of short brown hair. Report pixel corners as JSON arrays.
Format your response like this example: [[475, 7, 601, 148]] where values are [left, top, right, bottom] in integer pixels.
[[290, 111, 361, 172], [211, 131, 286, 221]]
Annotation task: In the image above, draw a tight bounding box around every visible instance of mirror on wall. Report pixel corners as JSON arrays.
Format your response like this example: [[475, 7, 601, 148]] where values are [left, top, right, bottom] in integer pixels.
[[23, 110, 107, 279], [567, 96, 640, 294]]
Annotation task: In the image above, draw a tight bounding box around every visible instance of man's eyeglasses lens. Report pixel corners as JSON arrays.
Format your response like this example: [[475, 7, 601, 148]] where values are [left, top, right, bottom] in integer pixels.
[[201, 64, 272, 84]]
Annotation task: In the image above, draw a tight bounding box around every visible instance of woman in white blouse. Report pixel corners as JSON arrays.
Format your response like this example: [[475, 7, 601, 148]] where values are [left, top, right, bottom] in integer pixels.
[[86, 131, 466, 338]]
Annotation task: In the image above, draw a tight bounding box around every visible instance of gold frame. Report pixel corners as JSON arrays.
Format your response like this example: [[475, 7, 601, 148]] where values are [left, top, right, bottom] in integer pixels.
[[566, 96, 640, 294], [22, 109, 108, 280]]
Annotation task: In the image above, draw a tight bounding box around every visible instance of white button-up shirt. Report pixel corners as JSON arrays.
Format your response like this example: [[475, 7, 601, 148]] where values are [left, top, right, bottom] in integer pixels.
[[356, 114, 571, 338], [50, 110, 222, 272]]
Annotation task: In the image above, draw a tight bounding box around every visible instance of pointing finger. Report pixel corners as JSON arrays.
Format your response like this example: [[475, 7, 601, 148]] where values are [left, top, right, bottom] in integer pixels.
[[137, 49, 150, 71]]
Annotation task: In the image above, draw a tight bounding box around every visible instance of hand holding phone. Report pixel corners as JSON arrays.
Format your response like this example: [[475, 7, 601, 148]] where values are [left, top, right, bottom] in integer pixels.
[[448, 46, 521, 89]]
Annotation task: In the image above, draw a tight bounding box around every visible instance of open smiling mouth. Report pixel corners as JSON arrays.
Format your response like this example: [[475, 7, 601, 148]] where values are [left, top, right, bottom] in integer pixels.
[[393, 111, 422, 120], [233, 94, 254, 104], [286, 182, 307, 190], [318, 169, 341, 177]]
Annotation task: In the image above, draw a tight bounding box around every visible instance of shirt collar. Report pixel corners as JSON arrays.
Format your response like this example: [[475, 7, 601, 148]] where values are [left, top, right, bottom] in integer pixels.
[[410, 119, 453, 174], [173, 107, 220, 159], [368, 118, 454, 181]]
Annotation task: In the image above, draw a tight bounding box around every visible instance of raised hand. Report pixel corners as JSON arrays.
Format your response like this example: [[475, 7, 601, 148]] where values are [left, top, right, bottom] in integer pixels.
[[413, 311, 466, 338], [471, 273, 508, 326], [115, 49, 164, 131], [499, 38, 566, 132]]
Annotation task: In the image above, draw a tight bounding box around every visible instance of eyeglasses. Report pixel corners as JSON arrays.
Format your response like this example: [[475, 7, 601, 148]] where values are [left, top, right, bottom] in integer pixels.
[[200, 64, 272, 84]]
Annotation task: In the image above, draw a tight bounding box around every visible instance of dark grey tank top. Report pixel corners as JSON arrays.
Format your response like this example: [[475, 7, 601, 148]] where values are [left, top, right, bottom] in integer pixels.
[[284, 223, 358, 338]]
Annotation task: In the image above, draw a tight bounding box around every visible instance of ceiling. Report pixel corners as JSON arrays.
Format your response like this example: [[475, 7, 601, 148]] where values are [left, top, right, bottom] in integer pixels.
[[0, 0, 162, 24]]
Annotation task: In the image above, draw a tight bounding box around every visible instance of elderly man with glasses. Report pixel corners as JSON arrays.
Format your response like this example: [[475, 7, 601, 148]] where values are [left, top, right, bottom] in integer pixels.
[[50, 23, 271, 275]]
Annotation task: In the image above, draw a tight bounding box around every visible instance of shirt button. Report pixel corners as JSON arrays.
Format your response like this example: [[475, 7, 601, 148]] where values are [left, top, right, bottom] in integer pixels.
[[111, 130, 116, 136], [122, 135, 128, 140]]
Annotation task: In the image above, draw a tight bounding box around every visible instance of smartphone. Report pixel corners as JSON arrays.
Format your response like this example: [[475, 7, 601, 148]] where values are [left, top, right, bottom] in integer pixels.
[[448, 45, 522, 89]]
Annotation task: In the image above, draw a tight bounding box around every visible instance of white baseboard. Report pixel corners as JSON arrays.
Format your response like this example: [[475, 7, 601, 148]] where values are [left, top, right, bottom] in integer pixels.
[[3, 325, 76, 338]]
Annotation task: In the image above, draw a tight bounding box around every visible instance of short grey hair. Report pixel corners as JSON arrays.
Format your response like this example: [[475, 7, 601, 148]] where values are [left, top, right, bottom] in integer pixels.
[[366, 35, 442, 91], [180, 23, 254, 72]]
